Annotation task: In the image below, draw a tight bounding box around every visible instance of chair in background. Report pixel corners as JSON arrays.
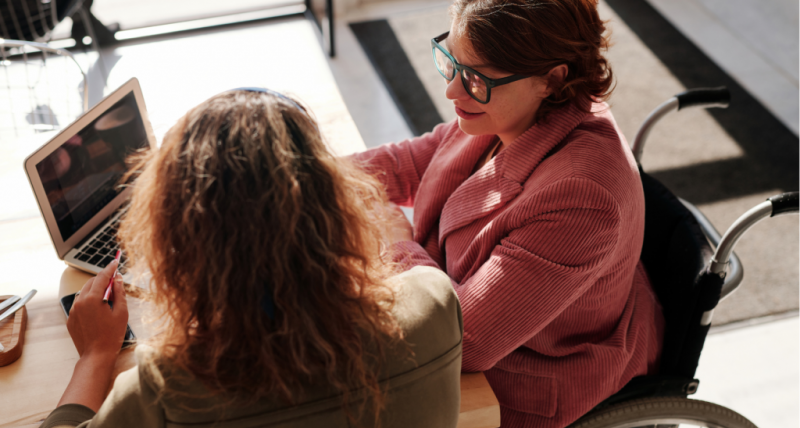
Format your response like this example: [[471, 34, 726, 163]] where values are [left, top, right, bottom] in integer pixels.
[[0, 0, 117, 47], [0, 0, 79, 42], [0, 39, 88, 141]]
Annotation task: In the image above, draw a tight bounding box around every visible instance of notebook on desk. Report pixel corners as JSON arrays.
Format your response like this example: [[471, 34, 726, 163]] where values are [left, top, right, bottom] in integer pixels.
[[23, 78, 155, 282]]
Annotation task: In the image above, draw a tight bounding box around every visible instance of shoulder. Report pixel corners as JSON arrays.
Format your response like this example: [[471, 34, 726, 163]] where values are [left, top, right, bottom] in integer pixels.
[[388, 265, 455, 305], [387, 266, 461, 334], [132, 344, 169, 397], [133, 344, 215, 402], [385, 266, 462, 366], [573, 102, 627, 144], [73, 345, 166, 427], [134, 345, 161, 380], [531, 103, 640, 204], [563, 103, 637, 177]]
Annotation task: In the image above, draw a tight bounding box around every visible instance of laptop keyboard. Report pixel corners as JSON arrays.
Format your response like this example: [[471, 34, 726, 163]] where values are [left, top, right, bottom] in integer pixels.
[[74, 217, 128, 273]]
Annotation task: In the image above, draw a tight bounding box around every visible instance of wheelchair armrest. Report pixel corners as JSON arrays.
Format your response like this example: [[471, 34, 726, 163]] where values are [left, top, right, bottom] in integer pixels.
[[678, 198, 744, 302]]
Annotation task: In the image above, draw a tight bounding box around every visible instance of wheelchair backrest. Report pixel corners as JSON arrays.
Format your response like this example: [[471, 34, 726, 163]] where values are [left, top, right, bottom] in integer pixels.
[[639, 169, 714, 379]]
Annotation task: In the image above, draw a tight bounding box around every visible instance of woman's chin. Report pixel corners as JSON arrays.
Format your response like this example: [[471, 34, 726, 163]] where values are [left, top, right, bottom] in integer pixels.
[[457, 117, 490, 136]]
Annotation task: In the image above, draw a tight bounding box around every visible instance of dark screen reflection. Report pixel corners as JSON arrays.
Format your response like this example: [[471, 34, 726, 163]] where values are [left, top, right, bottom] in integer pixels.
[[36, 93, 148, 241]]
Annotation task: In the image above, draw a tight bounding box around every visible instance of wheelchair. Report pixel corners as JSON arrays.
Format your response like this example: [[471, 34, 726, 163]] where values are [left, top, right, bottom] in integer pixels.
[[567, 87, 799, 428]]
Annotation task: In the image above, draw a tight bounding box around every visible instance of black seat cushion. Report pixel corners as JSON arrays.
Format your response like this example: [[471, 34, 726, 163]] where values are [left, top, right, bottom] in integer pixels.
[[639, 169, 713, 378], [593, 170, 717, 409]]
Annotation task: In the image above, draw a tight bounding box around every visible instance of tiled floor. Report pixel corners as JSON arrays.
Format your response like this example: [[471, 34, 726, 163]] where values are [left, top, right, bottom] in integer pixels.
[[696, 316, 799, 427], [646, 0, 799, 135]]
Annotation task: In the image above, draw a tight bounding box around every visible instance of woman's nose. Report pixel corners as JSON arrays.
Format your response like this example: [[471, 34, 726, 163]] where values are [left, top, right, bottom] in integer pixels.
[[445, 73, 470, 101]]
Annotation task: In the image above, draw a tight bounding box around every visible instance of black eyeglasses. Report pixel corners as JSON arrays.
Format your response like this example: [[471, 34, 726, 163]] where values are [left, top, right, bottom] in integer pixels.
[[431, 32, 533, 104]]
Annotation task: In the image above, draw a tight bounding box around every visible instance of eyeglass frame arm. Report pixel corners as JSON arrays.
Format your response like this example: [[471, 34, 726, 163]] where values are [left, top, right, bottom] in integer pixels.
[[0, 38, 89, 113]]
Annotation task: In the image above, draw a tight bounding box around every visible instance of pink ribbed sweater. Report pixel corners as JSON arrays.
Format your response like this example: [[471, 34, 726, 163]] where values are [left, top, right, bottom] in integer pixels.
[[354, 101, 664, 428]]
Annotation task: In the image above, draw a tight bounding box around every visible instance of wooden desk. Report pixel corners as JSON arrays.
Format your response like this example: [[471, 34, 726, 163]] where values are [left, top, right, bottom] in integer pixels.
[[0, 268, 499, 427]]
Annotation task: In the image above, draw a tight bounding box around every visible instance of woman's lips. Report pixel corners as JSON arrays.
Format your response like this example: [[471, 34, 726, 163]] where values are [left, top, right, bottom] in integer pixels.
[[455, 106, 485, 120]]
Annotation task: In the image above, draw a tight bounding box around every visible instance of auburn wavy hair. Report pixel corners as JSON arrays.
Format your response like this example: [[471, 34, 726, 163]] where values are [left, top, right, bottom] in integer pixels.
[[118, 90, 402, 424], [450, 0, 614, 122]]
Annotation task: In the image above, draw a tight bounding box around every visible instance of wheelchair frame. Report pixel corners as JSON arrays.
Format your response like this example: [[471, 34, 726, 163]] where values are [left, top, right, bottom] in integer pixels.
[[568, 87, 799, 428]]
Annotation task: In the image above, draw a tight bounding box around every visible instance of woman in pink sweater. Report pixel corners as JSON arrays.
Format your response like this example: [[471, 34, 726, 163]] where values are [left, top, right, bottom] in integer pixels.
[[354, 1, 664, 427]]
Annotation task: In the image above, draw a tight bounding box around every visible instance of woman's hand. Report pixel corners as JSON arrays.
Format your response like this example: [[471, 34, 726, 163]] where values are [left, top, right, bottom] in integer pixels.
[[385, 202, 414, 243], [67, 260, 129, 359], [58, 260, 129, 412]]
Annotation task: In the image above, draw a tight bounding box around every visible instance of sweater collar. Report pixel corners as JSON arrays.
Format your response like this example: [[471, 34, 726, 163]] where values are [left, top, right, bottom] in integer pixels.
[[501, 100, 589, 184], [437, 101, 589, 246]]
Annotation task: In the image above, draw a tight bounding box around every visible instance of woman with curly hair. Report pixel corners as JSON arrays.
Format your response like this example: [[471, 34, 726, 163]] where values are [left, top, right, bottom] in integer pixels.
[[41, 89, 463, 428], [354, 1, 664, 426]]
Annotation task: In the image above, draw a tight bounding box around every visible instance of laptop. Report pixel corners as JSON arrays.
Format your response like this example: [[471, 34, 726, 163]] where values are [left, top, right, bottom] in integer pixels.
[[24, 78, 156, 281]]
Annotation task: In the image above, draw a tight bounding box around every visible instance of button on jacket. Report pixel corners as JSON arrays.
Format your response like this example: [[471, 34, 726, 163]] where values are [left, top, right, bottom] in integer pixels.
[[354, 101, 664, 428]]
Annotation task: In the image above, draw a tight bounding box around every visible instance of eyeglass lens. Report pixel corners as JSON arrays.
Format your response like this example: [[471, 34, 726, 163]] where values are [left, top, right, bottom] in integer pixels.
[[434, 46, 455, 80], [461, 70, 487, 101], [433, 45, 488, 102]]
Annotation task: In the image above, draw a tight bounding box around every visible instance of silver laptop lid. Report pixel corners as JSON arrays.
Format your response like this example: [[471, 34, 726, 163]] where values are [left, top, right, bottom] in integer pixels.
[[24, 78, 155, 259]]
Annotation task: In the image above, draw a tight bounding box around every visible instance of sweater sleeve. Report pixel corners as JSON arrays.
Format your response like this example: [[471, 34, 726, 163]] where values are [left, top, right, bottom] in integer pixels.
[[39, 404, 96, 428], [351, 121, 454, 207], [389, 178, 623, 372], [38, 364, 164, 428], [80, 363, 165, 428], [457, 179, 621, 371], [389, 240, 443, 270]]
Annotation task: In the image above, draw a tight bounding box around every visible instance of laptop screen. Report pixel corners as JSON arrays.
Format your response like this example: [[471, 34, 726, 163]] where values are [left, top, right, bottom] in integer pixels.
[[35, 92, 149, 242]]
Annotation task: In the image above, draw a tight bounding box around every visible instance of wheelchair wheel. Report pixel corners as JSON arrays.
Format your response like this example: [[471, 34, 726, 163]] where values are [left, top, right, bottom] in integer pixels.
[[568, 397, 757, 428]]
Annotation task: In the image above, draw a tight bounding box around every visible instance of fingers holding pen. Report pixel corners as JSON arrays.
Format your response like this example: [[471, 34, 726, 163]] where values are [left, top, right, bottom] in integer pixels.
[[72, 260, 120, 315], [111, 272, 128, 319], [92, 259, 119, 300], [66, 260, 129, 359]]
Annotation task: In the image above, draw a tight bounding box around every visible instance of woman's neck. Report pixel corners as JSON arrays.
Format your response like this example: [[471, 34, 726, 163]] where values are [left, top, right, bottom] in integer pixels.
[[473, 137, 504, 173]]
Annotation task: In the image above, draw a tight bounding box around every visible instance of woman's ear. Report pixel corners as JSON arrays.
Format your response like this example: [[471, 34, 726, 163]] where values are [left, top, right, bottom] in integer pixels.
[[543, 64, 569, 97]]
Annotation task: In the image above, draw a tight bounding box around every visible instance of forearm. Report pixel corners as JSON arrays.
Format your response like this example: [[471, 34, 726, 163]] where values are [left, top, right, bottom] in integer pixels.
[[350, 123, 450, 205], [390, 240, 445, 271], [58, 352, 118, 412], [457, 207, 619, 371]]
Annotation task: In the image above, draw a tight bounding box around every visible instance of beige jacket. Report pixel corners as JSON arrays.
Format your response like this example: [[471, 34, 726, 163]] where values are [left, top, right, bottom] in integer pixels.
[[42, 266, 463, 428]]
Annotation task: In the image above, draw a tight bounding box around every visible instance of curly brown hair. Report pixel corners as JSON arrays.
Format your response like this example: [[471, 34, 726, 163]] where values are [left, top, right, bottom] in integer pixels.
[[118, 90, 402, 424], [450, 0, 614, 122]]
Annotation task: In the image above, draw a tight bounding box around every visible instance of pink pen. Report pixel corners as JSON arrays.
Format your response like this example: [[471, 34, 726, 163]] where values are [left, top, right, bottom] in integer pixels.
[[103, 250, 122, 302]]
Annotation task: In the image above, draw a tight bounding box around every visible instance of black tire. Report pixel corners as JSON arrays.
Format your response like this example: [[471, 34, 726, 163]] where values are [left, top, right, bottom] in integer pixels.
[[567, 397, 758, 428]]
